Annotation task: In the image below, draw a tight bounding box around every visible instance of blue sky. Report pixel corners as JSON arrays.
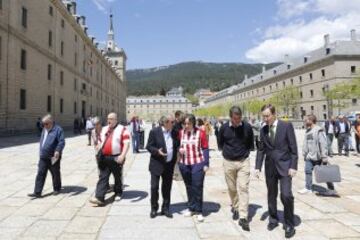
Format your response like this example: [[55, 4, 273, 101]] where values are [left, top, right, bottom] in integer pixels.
[[77, 0, 360, 69]]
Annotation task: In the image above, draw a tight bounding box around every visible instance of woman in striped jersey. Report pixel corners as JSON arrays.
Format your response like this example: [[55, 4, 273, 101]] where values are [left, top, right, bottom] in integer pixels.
[[178, 114, 210, 222]]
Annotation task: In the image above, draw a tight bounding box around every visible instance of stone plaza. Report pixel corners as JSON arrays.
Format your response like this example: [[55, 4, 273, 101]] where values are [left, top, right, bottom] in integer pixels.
[[0, 127, 360, 240]]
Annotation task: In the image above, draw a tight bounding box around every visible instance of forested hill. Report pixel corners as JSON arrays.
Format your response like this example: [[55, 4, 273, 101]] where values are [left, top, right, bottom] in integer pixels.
[[126, 61, 281, 96]]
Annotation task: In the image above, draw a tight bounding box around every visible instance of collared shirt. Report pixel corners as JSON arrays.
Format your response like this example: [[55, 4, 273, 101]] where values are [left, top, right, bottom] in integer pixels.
[[162, 127, 173, 162], [229, 121, 242, 128], [101, 124, 130, 156], [42, 129, 49, 147], [328, 123, 334, 134], [339, 122, 346, 133], [269, 119, 278, 137]]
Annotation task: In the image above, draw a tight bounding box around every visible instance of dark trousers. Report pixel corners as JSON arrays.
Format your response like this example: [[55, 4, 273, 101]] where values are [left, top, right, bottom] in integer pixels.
[[34, 157, 61, 194], [179, 165, 205, 214], [254, 136, 260, 150], [338, 133, 349, 154], [265, 170, 294, 227], [355, 135, 360, 153], [95, 157, 123, 201], [150, 170, 173, 211], [87, 131, 92, 145]]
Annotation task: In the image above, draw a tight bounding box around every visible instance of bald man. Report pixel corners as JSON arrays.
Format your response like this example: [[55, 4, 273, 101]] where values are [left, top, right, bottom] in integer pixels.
[[90, 113, 130, 206]]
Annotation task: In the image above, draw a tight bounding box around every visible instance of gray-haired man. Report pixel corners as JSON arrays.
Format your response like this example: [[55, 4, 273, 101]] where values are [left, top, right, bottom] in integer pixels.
[[28, 114, 65, 198]]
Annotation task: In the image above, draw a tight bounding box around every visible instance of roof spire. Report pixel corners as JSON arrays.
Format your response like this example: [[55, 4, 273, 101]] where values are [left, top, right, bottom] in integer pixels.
[[109, 9, 114, 33]]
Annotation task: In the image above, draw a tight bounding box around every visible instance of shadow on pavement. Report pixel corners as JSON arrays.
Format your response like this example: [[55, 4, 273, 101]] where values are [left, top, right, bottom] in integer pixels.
[[0, 131, 86, 149], [121, 190, 148, 202], [170, 201, 221, 217], [248, 203, 263, 222], [61, 185, 88, 196], [260, 211, 302, 227]]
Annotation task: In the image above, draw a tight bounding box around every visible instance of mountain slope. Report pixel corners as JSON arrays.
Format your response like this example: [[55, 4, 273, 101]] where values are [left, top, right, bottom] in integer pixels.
[[126, 61, 281, 96]]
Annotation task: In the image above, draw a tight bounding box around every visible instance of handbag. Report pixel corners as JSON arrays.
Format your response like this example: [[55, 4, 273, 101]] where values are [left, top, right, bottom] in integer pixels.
[[314, 164, 341, 183]]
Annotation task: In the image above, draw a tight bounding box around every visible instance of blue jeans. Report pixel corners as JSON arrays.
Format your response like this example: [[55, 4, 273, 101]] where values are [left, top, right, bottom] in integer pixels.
[[132, 132, 140, 153], [305, 159, 334, 191], [179, 164, 205, 214]]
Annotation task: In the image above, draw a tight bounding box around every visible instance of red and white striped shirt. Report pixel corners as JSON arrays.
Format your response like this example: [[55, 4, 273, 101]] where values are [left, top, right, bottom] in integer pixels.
[[179, 127, 208, 165], [100, 124, 130, 156]]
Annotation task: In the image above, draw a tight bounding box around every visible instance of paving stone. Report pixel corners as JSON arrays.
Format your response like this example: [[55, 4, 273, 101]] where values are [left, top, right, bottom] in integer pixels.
[[22, 220, 68, 237], [65, 216, 104, 234]]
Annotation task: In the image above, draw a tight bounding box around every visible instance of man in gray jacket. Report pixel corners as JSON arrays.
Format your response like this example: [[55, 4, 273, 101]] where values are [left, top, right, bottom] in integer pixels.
[[298, 114, 336, 195]]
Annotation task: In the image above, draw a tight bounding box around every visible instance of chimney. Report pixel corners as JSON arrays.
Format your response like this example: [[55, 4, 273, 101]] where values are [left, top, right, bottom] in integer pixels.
[[75, 15, 81, 24], [324, 34, 330, 48], [262, 66, 266, 73], [95, 42, 99, 48], [71, 1, 77, 15], [91, 37, 96, 43], [351, 29, 357, 41], [80, 16, 86, 26], [84, 26, 88, 35]]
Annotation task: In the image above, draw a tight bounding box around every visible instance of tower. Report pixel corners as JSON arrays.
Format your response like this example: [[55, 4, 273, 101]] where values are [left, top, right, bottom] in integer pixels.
[[107, 11, 115, 51]]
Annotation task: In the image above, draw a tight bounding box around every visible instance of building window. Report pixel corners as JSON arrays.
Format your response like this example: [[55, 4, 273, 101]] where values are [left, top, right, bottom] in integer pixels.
[[60, 71, 64, 86], [48, 31, 52, 47], [283, 81, 286, 87], [75, 35, 78, 42], [287, 64, 291, 70], [326, 48, 330, 55], [321, 69, 325, 77], [0, 0, 2, 10], [74, 78, 77, 91], [49, 6, 53, 16], [74, 53, 78, 66], [310, 90, 314, 97], [299, 76, 302, 83], [0, 36, 2, 61], [290, 79, 294, 85], [47, 64, 52, 80], [20, 49, 26, 70], [304, 57, 308, 63], [60, 41, 64, 56], [352, 99, 358, 106], [22, 7, 27, 28], [309, 73, 313, 80], [60, 98, 64, 113], [311, 106, 314, 111], [74, 101, 77, 114], [61, 19, 65, 28], [20, 89, 26, 110], [300, 91, 303, 98], [351, 66, 356, 74], [273, 70, 277, 75], [47, 95, 52, 112]]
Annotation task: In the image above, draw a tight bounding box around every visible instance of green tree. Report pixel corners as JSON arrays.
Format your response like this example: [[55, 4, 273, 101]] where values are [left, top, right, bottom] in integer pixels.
[[324, 82, 353, 115], [269, 86, 301, 117]]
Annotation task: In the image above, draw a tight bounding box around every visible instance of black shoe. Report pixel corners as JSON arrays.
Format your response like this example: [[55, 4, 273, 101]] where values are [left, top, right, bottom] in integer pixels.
[[345, 153, 349, 157], [267, 222, 279, 231], [239, 218, 250, 231], [27, 193, 41, 198], [150, 210, 157, 219], [52, 190, 60, 196], [161, 209, 173, 218], [232, 210, 239, 220], [285, 226, 296, 238]]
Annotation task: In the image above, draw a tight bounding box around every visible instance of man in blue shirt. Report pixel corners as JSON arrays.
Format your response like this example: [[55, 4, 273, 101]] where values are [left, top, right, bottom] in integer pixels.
[[28, 114, 65, 198]]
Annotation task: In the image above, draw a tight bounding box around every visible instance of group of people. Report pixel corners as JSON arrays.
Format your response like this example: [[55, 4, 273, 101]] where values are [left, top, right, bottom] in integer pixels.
[[27, 106, 359, 239], [324, 115, 360, 157]]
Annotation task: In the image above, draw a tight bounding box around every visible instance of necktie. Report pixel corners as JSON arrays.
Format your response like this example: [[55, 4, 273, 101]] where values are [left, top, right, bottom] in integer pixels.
[[270, 125, 275, 144]]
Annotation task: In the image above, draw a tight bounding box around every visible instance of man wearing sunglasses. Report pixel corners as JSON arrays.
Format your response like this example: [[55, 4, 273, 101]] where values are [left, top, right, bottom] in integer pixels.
[[28, 114, 65, 198]]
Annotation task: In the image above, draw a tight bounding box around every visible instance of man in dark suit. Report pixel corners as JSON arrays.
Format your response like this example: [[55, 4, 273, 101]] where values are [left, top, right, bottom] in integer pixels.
[[255, 104, 298, 239], [146, 115, 178, 219], [335, 115, 350, 156]]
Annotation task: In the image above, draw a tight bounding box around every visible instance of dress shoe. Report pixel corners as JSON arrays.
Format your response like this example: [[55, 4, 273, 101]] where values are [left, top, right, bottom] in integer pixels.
[[53, 190, 61, 196], [285, 226, 296, 238], [89, 197, 105, 206], [161, 209, 173, 218], [267, 222, 279, 231], [27, 193, 41, 198], [150, 210, 157, 218], [239, 218, 250, 231], [232, 210, 239, 220]]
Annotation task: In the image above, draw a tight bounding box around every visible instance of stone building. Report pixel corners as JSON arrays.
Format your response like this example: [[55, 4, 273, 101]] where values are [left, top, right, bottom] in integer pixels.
[[0, 0, 126, 134], [204, 32, 360, 120], [127, 89, 192, 122]]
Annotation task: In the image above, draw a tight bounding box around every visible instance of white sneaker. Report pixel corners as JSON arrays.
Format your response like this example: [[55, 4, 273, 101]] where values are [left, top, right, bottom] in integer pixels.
[[298, 188, 312, 194], [183, 210, 194, 217], [196, 214, 204, 222]]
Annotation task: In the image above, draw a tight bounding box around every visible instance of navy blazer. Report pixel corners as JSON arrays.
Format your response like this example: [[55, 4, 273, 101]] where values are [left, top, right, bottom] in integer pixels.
[[255, 120, 298, 177], [146, 126, 177, 176], [40, 124, 65, 159]]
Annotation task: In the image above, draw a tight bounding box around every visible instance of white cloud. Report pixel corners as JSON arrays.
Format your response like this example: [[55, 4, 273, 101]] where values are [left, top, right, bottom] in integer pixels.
[[92, 0, 116, 14], [246, 0, 360, 63]]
